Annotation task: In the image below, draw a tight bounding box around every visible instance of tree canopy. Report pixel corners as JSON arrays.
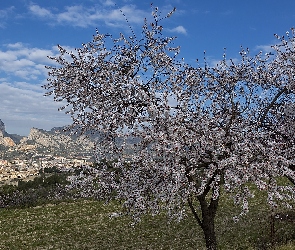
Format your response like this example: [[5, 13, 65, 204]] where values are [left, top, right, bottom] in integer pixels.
[[44, 7, 295, 249]]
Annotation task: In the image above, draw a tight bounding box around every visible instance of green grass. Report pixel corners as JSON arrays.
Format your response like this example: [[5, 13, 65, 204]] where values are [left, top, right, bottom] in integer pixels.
[[0, 200, 206, 249], [1, 188, 295, 249], [215, 186, 295, 249]]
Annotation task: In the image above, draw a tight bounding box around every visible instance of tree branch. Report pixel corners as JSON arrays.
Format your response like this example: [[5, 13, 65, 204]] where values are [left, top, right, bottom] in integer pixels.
[[259, 87, 287, 125], [187, 196, 203, 228]]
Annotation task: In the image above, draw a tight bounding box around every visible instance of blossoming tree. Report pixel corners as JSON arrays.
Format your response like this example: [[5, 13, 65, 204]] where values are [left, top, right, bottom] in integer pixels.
[[44, 7, 295, 250]]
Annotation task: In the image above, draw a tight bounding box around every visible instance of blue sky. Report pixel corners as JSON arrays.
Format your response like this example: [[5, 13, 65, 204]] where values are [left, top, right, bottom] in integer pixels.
[[1, 0, 295, 135]]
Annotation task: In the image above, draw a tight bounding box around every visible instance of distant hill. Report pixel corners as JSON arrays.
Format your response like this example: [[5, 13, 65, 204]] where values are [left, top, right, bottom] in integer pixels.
[[0, 119, 23, 146], [0, 120, 95, 157], [3, 132, 23, 144], [0, 119, 5, 134], [17, 127, 95, 156], [0, 119, 138, 159]]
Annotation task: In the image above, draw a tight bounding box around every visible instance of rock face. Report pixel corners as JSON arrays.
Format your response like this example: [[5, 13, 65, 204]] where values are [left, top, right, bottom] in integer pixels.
[[0, 120, 16, 147], [25, 128, 61, 148], [0, 131, 16, 147], [0, 119, 135, 158], [19, 127, 95, 154], [0, 118, 97, 157], [0, 119, 5, 134]]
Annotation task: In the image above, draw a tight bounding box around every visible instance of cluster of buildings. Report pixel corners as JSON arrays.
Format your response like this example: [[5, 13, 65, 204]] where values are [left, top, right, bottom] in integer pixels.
[[0, 155, 93, 185]]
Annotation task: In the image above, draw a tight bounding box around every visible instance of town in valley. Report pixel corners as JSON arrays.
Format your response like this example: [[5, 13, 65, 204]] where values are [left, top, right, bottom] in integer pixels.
[[0, 119, 95, 185]]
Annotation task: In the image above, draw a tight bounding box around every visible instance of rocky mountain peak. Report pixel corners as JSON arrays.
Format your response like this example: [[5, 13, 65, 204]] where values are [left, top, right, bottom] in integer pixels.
[[21, 126, 95, 151], [0, 130, 16, 147], [0, 120, 15, 147], [27, 128, 43, 140], [0, 120, 26, 146], [0, 119, 5, 133]]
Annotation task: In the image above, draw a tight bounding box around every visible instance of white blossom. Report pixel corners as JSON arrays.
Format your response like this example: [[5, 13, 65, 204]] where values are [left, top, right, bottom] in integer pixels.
[[44, 9, 295, 250]]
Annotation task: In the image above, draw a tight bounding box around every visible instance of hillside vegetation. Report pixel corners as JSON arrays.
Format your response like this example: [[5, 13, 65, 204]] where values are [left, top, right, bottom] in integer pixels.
[[1, 187, 295, 249]]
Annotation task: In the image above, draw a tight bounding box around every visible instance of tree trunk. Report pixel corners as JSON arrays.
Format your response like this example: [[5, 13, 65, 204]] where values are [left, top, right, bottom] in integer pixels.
[[188, 188, 219, 250], [201, 209, 217, 250]]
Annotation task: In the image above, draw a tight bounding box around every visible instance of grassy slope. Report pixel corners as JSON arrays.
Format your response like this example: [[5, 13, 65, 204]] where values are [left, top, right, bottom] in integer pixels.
[[0, 200, 205, 250], [1, 189, 295, 249]]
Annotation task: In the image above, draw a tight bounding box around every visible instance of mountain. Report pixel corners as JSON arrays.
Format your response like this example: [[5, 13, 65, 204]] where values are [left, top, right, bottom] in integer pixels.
[[0, 119, 138, 159], [16, 127, 95, 157], [0, 119, 24, 144], [0, 119, 5, 133], [0, 131, 16, 147], [0, 119, 17, 147], [0, 120, 96, 158]]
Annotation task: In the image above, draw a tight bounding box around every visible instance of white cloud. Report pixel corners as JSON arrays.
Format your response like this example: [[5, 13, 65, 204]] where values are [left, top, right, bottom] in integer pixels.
[[255, 44, 275, 54], [0, 82, 71, 135], [57, 6, 88, 27], [107, 5, 147, 24], [0, 43, 73, 135], [207, 57, 240, 68], [0, 50, 17, 61], [14, 69, 34, 79], [220, 10, 233, 16], [6, 42, 24, 49], [0, 6, 15, 28], [29, 4, 53, 18], [28, 3, 149, 28], [100, 0, 116, 6], [168, 25, 187, 35], [27, 49, 54, 63], [0, 43, 58, 80]]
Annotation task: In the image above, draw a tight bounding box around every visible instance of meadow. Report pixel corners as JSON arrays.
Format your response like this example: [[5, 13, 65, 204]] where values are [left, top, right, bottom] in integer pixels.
[[1, 187, 295, 249]]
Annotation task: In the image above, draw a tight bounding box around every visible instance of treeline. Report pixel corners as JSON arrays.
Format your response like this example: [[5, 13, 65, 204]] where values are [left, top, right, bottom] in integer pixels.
[[0, 167, 70, 208], [0, 162, 112, 209]]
